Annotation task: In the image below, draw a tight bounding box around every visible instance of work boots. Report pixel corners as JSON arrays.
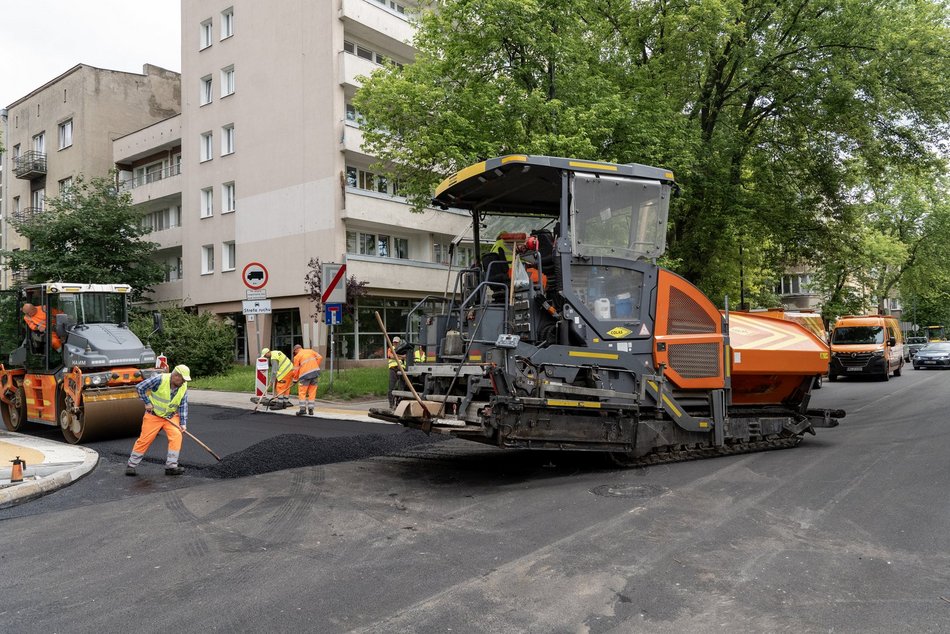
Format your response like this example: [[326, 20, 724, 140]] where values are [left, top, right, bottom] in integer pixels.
[[165, 466, 185, 476], [296, 407, 306, 416], [125, 466, 136, 476], [308, 407, 314, 416]]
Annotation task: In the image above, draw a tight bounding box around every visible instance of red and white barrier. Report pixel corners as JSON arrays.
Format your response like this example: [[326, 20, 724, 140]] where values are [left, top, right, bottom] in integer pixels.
[[255, 357, 269, 397]]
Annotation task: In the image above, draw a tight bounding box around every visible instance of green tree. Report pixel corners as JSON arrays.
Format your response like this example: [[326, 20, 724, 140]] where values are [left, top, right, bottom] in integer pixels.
[[130, 307, 235, 378], [354, 0, 950, 302], [2, 175, 165, 301]]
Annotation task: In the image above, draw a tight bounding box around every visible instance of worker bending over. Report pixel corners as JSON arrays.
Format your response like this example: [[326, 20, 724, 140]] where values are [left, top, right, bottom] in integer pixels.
[[261, 347, 294, 407], [126, 364, 192, 476], [292, 344, 324, 416]]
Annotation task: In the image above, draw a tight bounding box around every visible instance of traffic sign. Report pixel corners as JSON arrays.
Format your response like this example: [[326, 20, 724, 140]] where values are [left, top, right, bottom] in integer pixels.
[[325, 303, 343, 325], [242, 299, 272, 315], [242, 262, 269, 290], [246, 289, 267, 300], [321, 262, 346, 304]]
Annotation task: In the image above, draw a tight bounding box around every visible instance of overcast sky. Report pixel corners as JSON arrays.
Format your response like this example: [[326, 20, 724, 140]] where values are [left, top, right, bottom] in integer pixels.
[[2, 0, 181, 108]]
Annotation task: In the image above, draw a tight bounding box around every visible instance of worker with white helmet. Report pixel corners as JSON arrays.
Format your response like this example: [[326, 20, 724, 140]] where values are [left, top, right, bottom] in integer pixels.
[[387, 336, 406, 409]]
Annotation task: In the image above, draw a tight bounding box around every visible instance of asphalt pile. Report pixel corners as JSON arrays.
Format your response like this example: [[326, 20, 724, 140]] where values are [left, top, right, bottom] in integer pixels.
[[204, 430, 446, 479]]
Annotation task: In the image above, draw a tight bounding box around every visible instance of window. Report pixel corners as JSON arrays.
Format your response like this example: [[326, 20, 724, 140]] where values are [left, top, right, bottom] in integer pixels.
[[31, 188, 45, 210], [221, 124, 234, 155], [390, 0, 408, 14], [58, 177, 73, 196], [165, 256, 183, 282], [774, 274, 811, 296], [345, 103, 363, 124], [33, 132, 45, 154], [221, 8, 234, 39], [200, 76, 213, 105], [142, 206, 181, 232], [222, 182, 236, 213], [58, 119, 73, 149], [12, 197, 20, 214], [200, 19, 213, 49], [346, 231, 409, 259], [200, 188, 214, 218], [201, 245, 214, 274], [343, 40, 394, 65], [345, 165, 400, 196], [433, 242, 475, 267], [200, 132, 213, 161], [223, 241, 236, 271], [12, 144, 20, 159], [221, 66, 235, 96], [888, 297, 901, 311]]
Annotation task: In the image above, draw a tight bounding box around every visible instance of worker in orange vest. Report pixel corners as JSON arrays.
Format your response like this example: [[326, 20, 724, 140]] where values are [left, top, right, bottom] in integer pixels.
[[22, 303, 62, 351], [292, 344, 324, 416]]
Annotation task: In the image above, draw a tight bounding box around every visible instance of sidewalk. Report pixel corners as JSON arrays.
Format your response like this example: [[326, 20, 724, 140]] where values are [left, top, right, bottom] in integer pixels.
[[0, 390, 393, 509], [187, 389, 392, 423], [0, 431, 99, 509]]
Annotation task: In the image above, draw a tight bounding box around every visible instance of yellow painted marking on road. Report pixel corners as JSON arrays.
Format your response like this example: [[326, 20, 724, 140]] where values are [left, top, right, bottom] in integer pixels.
[[568, 350, 619, 360]]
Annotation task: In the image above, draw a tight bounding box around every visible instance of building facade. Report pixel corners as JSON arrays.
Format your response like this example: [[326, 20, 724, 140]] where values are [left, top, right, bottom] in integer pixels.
[[172, 0, 468, 362], [1, 64, 181, 288]]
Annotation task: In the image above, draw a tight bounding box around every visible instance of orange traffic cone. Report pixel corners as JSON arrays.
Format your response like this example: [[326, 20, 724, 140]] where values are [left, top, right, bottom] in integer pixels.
[[10, 456, 25, 483]]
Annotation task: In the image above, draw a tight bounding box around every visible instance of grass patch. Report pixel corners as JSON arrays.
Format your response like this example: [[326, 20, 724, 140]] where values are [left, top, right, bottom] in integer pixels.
[[189, 364, 388, 400]]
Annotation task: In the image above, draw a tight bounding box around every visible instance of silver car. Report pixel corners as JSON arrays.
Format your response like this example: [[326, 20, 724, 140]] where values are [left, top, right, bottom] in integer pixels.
[[904, 336, 928, 361], [912, 342, 950, 369]]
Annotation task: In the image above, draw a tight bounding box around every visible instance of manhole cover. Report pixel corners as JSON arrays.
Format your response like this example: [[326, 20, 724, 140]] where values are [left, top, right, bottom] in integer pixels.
[[590, 484, 667, 499]]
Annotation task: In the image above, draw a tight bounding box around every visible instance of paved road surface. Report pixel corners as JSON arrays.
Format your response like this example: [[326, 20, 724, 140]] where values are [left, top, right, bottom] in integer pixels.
[[1, 371, 948, 632]]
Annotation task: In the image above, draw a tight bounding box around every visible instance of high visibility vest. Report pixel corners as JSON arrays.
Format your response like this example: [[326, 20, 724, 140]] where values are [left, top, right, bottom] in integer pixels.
[[413, 348, 425, 363], [23, 306, 47, 331], [387, 347, 405, 370], [271, 350, 293, 379], [293, 348, 322, 379], [489, 239, 513, 262], [150, 374, 187, 418]]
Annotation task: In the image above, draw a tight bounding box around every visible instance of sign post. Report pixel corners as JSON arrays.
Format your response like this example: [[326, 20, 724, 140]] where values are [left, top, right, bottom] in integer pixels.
[[242, 262, 270, 357], [325, 303, 343, 389], [321, 263, 346, 387]]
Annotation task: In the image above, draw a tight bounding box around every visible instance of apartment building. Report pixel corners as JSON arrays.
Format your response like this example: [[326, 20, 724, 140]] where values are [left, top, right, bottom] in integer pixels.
[[172, 0, 469, 362], [1, 64, 181, 288]]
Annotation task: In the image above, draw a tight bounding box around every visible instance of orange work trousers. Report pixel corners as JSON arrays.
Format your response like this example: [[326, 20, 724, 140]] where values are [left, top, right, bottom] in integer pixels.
[[276, 375, 293, 397], [298, 382, 318, 401], [129, 412, 183, 467]]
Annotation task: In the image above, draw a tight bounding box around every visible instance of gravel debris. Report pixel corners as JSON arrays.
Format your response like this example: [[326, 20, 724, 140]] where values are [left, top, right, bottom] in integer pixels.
[[203, 430, 446, 479]]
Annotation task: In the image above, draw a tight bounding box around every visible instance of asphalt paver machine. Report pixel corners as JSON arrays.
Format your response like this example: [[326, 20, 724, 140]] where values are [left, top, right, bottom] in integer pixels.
[[0, 283, 162, 443], [371, 155, 842, 466]]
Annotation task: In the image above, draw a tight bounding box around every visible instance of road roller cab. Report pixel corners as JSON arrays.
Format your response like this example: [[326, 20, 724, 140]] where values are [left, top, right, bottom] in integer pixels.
[[0, 283, 162, 443]]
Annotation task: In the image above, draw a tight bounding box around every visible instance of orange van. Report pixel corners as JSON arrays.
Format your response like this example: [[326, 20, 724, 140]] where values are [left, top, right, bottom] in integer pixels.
[[829, 315, 904, 381]]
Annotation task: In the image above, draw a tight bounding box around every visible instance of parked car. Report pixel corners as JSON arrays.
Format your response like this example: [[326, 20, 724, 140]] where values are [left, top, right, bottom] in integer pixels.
[[912, 342, 950, 370], [904, 336, 929, 361]]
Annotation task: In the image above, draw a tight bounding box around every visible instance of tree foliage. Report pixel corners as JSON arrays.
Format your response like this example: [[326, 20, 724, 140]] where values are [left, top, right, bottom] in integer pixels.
[[2, 175, 165, 301], [130, 307, 235, 378], [354, 0, 950, 305]]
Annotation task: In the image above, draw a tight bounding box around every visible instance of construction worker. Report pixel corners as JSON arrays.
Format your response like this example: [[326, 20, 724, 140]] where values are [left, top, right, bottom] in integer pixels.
[[22, 303, 62, 351], [292, 344, 324, 416], [261, 347, 294, 407], [489, 233, 515, 262], [387, 336, 406, 409], [125, 364, 192, 476], [413, 346, 426, 364]]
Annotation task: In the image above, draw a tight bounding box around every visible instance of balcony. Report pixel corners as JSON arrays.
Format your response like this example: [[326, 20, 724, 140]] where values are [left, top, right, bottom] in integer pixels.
[[339, 0, 415, 59], [346, 255, 459, 295], [343, 189, 469, 234], [13, 207, 42, 224], [339, 51, 379, 88], [14, 151, 47, 179], [119, 164, 182, 206]]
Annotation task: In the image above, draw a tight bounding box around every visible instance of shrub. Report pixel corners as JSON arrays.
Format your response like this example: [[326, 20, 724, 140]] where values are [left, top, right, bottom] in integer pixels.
[[131, 308, 234, 379]]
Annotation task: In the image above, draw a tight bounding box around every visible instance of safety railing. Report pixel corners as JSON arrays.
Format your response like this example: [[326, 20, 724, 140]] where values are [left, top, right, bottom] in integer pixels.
[[119, 163, 182, 191], [14, 151, 47, 179]]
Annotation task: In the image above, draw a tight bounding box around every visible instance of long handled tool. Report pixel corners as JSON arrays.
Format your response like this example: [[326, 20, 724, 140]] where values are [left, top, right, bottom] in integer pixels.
[[374, 311, 433, 430], [169, 419, 222, 461]]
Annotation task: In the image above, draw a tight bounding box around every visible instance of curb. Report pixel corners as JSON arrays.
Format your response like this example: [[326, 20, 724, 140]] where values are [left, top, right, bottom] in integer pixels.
[[0, 446, 100, 510]]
